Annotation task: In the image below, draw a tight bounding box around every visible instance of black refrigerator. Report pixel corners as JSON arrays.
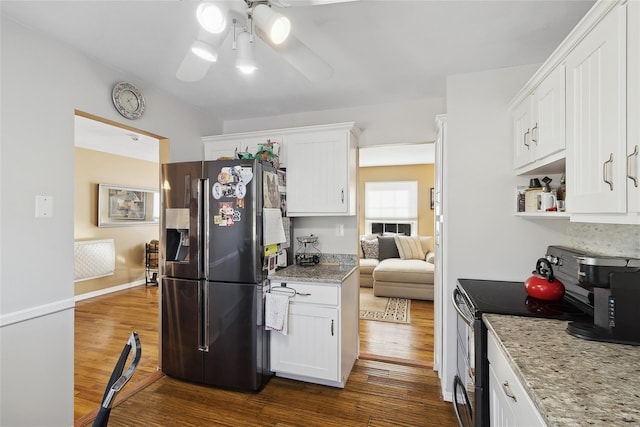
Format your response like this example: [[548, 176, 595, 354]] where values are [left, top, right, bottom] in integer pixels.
[[160, 159, 278, 391]]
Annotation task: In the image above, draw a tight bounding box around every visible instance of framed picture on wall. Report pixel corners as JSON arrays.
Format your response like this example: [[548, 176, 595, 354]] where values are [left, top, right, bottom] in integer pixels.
[[430, 187, 435, 210], [98, 184, 159, 227]]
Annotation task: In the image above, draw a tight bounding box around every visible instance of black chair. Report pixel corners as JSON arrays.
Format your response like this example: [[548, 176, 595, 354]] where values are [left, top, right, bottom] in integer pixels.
[[93, 331, 142, 427]]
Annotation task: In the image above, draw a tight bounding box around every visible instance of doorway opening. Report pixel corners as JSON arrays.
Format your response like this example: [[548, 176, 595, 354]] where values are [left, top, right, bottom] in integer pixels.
[[356, 143, 437, 367], [73, 110, 168, 420]]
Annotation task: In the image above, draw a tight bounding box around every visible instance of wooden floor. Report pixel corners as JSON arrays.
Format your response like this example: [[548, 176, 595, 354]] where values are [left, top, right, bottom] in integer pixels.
[[75, 285, 456, 426], [359, 296, 435, 366]]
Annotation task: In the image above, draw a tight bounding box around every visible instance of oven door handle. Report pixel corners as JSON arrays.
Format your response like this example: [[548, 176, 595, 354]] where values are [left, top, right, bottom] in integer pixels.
[[452, 288, 474, 325], [452, 375, 473, 427]]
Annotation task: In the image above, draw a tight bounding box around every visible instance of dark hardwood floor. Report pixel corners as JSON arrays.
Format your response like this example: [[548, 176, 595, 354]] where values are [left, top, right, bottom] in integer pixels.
[[74, 285, 456, 426]]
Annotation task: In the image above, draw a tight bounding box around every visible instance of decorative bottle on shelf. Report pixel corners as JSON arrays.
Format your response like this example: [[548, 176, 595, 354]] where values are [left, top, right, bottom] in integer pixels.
[[556, 174, 566, 212]]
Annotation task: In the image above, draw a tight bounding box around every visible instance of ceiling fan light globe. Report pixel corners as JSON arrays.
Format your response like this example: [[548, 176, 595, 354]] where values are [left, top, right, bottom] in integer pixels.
[[270, 17, 290, 45], [235, 31, 257, 74], [197, 3, 227, 34], [191, 41, 218, 62], [252, 4, 290, 45]]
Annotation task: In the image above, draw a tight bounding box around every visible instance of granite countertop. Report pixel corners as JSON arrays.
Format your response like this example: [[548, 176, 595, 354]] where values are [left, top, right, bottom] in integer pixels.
[[484, 314, 640, 426], [268, 263, 357, 284]]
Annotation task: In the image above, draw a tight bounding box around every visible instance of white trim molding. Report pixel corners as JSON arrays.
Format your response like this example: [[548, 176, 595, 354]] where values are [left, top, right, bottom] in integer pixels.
[[0, 298, 75, 328]]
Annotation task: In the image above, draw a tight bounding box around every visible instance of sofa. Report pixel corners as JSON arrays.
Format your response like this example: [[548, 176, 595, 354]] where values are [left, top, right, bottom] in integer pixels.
[[359, 234, 435, 301]]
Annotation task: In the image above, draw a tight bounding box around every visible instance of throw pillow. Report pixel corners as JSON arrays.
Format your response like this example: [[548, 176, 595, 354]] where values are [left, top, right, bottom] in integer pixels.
[[394, 235, 426, 260], [377, 236, 400, 260], [361, 239, 379, 259]]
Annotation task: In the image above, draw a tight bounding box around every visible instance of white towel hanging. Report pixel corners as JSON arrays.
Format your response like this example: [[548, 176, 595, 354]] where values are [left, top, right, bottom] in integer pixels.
[[265, 292, 290, 335]]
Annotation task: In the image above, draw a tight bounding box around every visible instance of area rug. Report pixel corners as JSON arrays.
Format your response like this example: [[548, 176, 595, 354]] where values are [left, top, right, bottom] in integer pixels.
[[359, 287, 410, 324]]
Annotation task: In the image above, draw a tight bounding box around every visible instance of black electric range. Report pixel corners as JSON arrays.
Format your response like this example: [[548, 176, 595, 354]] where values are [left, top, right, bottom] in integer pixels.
[[452, 278, 591, 427]]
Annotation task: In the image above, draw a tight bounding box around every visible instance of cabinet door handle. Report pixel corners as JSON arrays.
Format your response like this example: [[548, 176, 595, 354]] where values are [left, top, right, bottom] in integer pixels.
[[341, 188, 344, 204], [502, 381, 517, 402], [531, 123, 538, 145], [331, 319, 334, 336], [628, 145, 639, 188], [523, 129, 531, 149], [603, 153, 614, 191]]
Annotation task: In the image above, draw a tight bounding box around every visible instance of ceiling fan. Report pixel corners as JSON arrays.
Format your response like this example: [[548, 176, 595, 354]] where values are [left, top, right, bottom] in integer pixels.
[[175, 0, 358, 83]]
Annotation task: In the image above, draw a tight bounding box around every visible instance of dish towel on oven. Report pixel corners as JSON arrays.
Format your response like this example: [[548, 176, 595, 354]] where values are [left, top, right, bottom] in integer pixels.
[[265, 292, 289, 335]]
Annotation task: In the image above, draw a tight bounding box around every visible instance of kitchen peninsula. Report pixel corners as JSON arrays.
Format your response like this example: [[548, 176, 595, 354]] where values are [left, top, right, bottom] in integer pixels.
[[268, 263, 358, 388], [484, 314, 640, 425]]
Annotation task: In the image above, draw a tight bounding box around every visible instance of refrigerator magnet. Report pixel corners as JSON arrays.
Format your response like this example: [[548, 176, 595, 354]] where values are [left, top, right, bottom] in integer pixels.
[[235, 182, 246, 199], [212, 182, 223, 199], [218, 202, 235, 226], [240, 167, 253, 184], [218, 170, 231, 184]]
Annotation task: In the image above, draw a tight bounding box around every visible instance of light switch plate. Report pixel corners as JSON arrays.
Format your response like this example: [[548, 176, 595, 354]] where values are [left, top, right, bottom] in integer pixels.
[[35, 195, 53, 218]]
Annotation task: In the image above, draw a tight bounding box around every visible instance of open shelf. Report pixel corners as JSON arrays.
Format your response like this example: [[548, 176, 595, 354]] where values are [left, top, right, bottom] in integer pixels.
[[515, 211, 570, 219]]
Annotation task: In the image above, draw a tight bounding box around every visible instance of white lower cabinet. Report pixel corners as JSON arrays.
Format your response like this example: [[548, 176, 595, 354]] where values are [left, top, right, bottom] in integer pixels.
[[270, 304, 339, 381], [488, 330, 545, 427], [269, 271, 358, 388]]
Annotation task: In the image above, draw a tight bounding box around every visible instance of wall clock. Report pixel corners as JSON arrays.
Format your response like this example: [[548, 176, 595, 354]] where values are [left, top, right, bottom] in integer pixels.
[[111, 82, 145, 120]]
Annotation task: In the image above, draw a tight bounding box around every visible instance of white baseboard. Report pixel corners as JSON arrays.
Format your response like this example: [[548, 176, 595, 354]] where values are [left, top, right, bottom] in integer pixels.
[[75, 280, 146, 302]]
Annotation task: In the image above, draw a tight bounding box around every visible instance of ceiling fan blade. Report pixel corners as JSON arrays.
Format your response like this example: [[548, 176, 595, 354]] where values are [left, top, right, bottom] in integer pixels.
[[305, 0, 360, 4], [256, 28, 333, 82], [176, 50, 212, 82], [272, 0, 359, 6], [175, 25, 231, 82]]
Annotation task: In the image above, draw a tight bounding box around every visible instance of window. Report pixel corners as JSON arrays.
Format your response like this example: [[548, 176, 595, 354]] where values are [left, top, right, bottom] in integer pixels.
[[364, 181, 418, 235]]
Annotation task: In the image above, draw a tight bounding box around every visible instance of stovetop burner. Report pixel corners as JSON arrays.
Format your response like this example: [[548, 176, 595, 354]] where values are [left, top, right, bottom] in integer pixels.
[[458, 278, 591, 321]]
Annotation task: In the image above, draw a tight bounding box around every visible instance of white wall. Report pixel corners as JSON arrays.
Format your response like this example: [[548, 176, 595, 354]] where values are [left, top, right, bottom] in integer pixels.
[[0, 17, 221, 425], [223, 97, 446, 147], [440, 64, 571, 399], [292, 217, 358, 256]]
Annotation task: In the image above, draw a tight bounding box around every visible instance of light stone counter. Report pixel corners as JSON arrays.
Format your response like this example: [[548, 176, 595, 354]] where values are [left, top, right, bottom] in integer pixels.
[[268, 263, 357, 284], [484, 314, 640, 426]]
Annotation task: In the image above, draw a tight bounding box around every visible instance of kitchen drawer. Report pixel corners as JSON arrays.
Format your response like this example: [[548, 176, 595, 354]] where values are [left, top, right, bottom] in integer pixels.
[[487, 331, 545, 426], [270, 281, 339, 306]]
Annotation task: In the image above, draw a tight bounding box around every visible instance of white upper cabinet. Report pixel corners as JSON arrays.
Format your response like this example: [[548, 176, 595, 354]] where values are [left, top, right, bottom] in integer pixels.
[[203, 132, 286, 166], [202, 122, 359, 216], [628, 0, 640, 215], [566, 3, 627, 214], [510, 0, 640, 224], [512, 65, 566, 173], [513, 96, 534, 169], [285, 123, 358, 216], [534, 65, 566, 162]]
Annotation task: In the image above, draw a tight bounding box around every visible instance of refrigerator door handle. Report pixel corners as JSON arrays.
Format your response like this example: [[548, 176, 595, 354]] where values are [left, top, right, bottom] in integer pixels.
[[202, 178, 209, 279], [198, 280, 209, 352]]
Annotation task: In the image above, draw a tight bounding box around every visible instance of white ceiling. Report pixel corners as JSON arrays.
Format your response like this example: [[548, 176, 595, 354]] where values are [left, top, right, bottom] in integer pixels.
[[74, 116, 159, 163], [2, 0, 596, 164]]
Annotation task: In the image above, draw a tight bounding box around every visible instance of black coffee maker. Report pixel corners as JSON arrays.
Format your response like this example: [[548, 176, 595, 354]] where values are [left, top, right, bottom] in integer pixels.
[[568, 255, 640, 345]]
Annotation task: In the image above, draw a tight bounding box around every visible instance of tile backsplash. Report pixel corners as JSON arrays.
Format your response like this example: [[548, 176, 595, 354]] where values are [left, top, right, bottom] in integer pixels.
[[567, 223, 640, 258]]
